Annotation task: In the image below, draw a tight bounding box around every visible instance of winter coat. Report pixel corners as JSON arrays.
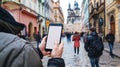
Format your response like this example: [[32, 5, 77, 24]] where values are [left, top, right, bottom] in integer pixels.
[[0, 32, 65, 67], [36, 33, 41, 42], [72, 35, 80, 47], [106, 33, 115, 43], [85, 32, 104, 57], [83, 32, 88, 43]]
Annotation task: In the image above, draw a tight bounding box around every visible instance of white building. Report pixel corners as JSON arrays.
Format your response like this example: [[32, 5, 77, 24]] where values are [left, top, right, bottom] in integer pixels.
[[81, 0, 89, 32], [65, 0, 81, 33]]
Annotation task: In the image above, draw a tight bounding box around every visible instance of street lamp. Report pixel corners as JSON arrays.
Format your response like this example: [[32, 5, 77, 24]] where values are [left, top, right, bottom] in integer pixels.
[[99, 17, 104, 33], [103, 0, 106, 41], [99, 17, 103, 26]]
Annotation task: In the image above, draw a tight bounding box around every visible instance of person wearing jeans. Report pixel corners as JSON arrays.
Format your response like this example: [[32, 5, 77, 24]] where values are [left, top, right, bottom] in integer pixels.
[[108, 42, 114, 56], [106, 30, 115, 58], [85, 28, 104, 67], [90, 57, 99, 67]]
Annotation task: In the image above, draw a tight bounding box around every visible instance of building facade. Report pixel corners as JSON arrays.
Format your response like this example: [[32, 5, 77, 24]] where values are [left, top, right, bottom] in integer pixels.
[[53, 0, 64, 24], [49, 0, 54, 23], [2, 0, 39, 40], [1, 0, 64, 39], [81, 0, 89, 32], [89, 0, 105, 38], [65, 0, 81, 33], [38, 0, 45, 37], [44, 0, 64, 33], [105, 0, 120, 42]]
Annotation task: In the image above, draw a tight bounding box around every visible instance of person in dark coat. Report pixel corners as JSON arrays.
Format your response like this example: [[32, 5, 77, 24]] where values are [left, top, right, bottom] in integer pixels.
[[83, 32, 89, 44], [36, 32, 41, 46], [0, 7, 65, 67], [85, 28, 104, 67], [72, 32, 80, 55], [106, 30, 115, 58]]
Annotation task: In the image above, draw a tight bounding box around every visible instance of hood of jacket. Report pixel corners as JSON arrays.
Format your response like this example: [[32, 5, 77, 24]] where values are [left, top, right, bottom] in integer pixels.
[[90, 32, 98, 36]]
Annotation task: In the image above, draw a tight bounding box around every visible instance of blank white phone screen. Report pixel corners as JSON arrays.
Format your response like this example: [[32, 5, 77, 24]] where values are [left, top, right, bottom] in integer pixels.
[[46, 26, 62, 49]]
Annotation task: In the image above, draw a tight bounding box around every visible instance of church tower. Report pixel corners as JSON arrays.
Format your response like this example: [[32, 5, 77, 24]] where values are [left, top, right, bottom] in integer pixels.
[[74, 0, 80, 16]]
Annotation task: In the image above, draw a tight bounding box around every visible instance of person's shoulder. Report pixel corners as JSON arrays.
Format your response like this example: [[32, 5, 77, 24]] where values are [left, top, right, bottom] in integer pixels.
[[87, 35, 92, 38], [87, 35, 93, 41]]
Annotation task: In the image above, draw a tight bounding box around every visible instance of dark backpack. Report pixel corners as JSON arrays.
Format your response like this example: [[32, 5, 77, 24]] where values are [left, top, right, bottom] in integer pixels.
[[91, 36, 104, 52]]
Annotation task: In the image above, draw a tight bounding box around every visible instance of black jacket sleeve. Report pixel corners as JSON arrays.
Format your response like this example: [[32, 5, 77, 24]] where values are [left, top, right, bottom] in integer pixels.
[[84, 36, 91, 52], [47, 58, 65, 67], [100, 37, 104, 51], [36, 47, 65, 67], [105, 34, 109, 41]]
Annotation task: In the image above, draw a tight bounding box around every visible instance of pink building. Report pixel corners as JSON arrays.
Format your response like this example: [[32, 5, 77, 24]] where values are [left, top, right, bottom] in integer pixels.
[[2, 1, 39, 39]]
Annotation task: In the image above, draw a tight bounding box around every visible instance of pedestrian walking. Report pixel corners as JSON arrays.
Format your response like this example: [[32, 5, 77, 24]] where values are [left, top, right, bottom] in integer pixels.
[[36, 32, 42, 46], [83, 32, 89, 44], [80, 32, 84, 37], [72, 32, 80, 55], [105, 30, 115, 58], [85, 28, 104, 67], [33, 31, 37, 40]]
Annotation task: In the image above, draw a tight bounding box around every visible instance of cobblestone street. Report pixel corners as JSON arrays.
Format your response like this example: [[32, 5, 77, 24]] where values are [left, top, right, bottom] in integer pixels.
[[41, 37, 120, 67]]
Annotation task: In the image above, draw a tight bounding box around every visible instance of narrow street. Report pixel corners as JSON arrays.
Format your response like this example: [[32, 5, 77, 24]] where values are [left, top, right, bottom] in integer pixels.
[[42, 36, 120, 67], [1, 0, 120, 67]]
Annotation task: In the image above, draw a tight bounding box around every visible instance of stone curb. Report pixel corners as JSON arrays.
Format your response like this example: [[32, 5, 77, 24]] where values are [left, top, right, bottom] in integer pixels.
[[104, 48, 120, 58]]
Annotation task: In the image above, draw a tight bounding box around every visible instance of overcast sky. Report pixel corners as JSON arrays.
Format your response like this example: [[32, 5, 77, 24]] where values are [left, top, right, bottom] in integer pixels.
[[54, 0, 83, 23]]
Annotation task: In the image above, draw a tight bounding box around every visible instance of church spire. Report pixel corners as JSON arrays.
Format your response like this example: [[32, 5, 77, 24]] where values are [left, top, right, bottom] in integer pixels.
[[67, 2, 71, 10], [74, 0, 80, 10], [69, 3, 71, 9]]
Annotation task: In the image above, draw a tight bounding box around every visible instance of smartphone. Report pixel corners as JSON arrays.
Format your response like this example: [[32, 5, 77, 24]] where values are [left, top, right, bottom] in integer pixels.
[[45, 23, 63, 51]]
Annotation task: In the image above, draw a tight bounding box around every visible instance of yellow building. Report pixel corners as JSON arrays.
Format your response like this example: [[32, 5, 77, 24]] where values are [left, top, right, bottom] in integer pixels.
[[49, 0, 54, 23], [89, 0, 105, 36], [53, 0, 64, 24], [105, 0, 120, 42]]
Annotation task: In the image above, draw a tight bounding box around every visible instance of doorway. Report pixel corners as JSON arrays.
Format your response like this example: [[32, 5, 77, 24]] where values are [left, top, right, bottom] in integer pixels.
[[110, 15, 115, 35], [28, 22, 33, 39]]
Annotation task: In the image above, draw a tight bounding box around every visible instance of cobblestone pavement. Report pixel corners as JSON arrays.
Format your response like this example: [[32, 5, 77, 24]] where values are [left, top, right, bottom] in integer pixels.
[[104, 42, 120, 58], [37, 37, 120, 67]]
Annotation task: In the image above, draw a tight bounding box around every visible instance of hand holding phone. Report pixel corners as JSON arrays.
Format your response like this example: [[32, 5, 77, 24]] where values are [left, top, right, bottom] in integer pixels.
[[45, 23, 63, 51], [51, 41, 64, 58], [39, 36, 64, 58]]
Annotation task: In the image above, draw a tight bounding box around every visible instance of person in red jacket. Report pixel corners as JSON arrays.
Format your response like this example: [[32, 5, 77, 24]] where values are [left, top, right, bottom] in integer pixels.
[[72, 32, 80, 55]]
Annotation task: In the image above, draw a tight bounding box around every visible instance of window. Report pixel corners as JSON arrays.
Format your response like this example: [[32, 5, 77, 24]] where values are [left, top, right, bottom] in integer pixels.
[[94, 0, 96, 7], [55, 10, 57, 14], [96, 2, 98, 10], [55, 18, 57, 22], [21, 0, 25, 4], [89, 6, 92, 13]]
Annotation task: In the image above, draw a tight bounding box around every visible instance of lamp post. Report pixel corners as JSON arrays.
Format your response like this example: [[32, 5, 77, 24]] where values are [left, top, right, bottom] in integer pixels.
[[103, 0, 106, 41], [99, 17, 103, 33]]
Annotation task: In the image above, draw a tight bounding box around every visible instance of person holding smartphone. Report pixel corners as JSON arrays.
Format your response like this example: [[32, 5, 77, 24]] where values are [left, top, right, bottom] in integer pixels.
[[0, 7, 65, 67]]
